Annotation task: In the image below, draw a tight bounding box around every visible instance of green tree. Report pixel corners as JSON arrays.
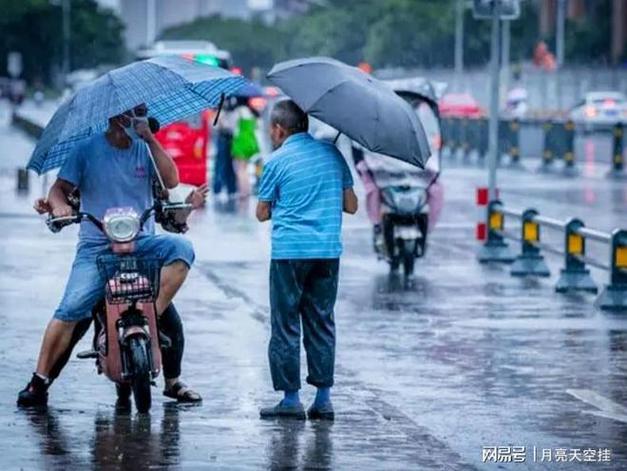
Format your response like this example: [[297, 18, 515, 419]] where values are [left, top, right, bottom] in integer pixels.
[[70, 1, 126, 70], [562, 0, 612, 64], [160, 15, 287, 74], [363, 0, 454, 68], [159, 0, 616, 74], [0, 0, 125, 85], [282, 4, 377, 65]]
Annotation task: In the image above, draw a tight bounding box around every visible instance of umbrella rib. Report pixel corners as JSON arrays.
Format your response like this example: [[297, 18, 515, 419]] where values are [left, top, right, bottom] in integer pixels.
[[185, 82, 222, 109]]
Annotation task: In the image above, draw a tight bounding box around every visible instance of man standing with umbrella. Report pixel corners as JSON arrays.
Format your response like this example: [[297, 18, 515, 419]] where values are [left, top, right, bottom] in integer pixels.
[[255, 57, 429, 420], [256, 100, 358, 420]]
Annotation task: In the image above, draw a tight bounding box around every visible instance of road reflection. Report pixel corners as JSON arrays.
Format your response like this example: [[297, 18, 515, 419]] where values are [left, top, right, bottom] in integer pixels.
[[24, 408, 75, 468], [91, 403, 183, 468], [264, 419, 334, 470], [25, 403, 187, 469]]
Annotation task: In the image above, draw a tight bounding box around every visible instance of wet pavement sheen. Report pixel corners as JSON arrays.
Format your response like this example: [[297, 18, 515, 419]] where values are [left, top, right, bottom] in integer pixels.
[[1, 103, 626, 469]]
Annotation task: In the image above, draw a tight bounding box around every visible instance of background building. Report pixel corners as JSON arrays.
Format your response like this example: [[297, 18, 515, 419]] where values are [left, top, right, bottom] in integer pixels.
[[114, 0, 313, 51], [538, 0, 626, 64]]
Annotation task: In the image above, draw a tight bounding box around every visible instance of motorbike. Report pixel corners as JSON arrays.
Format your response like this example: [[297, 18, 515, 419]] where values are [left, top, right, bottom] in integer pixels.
[[47, 200, 192, 413], [373, 77, 443, 279], [375, 181, 431, 277]]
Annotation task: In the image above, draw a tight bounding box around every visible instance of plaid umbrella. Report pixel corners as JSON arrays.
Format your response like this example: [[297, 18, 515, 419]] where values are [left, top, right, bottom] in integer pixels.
[[27, 55, 246, 174]]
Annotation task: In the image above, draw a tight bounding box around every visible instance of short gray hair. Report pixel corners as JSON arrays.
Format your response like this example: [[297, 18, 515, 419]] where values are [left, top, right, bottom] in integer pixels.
[[270, 99, 308, 135]]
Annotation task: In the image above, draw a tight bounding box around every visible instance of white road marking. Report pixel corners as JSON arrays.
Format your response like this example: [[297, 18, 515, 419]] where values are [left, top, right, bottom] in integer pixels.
[[566, 388, 627, 424]]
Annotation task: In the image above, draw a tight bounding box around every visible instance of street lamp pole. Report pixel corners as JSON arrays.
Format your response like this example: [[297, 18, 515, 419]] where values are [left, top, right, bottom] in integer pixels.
[[556, 0, 566, 67], [487, 2, 501, 200], [500, 18, 510, 103], [555, 0, 566, 109], [454, 0, 465, 89]]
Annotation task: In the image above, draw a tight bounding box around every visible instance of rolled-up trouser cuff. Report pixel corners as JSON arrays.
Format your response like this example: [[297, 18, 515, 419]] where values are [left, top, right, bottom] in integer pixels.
[[306, 376, 334, 388]]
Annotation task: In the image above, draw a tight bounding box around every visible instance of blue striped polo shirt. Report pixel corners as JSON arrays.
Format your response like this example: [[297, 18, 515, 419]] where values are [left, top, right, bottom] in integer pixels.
[[257, 132, 354, 260]]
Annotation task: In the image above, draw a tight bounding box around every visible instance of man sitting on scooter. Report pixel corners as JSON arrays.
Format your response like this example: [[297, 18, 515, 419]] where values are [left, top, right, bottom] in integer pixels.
[[18, 104, 203, 407]]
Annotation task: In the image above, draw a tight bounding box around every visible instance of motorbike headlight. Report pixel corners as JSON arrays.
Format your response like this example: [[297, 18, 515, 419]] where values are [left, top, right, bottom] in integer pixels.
[[103, 207, 140, 242]]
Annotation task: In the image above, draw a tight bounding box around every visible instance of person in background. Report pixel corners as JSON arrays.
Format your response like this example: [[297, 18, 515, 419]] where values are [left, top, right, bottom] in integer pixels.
[[256, 100, 358, 421], [351, 100, 443, 249], [213, 99, 238, 198], [231, 97, 260, 198]]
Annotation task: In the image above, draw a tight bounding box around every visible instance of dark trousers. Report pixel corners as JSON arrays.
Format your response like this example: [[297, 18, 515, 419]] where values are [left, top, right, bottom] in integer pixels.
[[213, 132, 237, 195], [49, 303, 184, 381], [269, 259, 339, 391]]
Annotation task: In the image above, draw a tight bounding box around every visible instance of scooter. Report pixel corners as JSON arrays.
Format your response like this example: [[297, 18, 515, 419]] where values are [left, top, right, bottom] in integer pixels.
[[375, 183, 430, 277], [47, 201, 191, 412]]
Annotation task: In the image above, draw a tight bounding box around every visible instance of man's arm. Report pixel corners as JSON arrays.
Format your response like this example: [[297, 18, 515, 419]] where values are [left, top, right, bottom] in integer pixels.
[[256, 201, 272, 222], [256, 161, 277, 222], [343, 188, 358, 214], [136, 121, 179, 189], [46, 178, 75, 217]]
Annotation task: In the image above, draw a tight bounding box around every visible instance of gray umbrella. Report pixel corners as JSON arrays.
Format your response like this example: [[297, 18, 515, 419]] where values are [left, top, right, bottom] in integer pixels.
[[267, 57, 431, 168]]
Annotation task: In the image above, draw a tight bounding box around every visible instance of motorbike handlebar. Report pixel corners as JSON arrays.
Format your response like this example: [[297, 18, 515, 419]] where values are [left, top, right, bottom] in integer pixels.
[[138, 202, 194, 227], [47, 211, 103, 233], [46, 202, 194, 234]]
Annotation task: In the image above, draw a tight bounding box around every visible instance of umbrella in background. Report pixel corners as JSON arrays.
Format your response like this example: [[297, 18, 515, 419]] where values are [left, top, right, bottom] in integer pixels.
[[234, 81, 265, 98], [28, 55, 247, 174], [267, 57, 431, 168]]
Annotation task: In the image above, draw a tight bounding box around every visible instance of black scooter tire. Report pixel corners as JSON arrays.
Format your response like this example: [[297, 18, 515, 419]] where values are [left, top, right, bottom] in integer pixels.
[[401, 239, 416, 277], [127, 336, 152, 413]]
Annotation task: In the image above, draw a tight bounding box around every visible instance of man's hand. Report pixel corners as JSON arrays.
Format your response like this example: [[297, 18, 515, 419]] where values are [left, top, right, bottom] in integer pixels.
[[185, 183, 209, 209], [256, 201, 272, 222], [33, 197, 52, 215], [343, 188, 358, 214], [135, 119, 154, 143], [51, 203, 73, 218]]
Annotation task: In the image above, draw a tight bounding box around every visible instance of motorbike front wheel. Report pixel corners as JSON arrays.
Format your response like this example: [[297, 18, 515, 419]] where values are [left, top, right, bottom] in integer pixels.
[[127, 336, 152, 413], [401, 239, 416, 277]]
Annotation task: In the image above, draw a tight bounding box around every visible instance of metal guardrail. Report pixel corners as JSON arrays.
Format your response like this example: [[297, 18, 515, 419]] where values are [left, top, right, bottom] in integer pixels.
[[441, 117, 626, 179], [477, 199, 627, 312]]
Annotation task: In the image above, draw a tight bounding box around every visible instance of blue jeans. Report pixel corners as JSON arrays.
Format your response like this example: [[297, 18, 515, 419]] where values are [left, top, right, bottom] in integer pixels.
[[268, 259, 339, 391], [54, 234, 195, 322]]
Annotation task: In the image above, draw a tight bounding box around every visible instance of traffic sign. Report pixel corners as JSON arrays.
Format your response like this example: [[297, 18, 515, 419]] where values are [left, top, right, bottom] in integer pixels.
[[7, 52, 22, 78], [473, 0, 520, 20]]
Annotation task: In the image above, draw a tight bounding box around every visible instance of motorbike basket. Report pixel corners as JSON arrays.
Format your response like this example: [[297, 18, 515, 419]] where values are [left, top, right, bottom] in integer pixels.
[[97, 255, 161, 304]]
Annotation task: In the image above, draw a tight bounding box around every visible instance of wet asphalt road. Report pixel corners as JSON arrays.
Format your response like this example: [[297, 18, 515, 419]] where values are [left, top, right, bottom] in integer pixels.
[[0, 101, 627, 470]]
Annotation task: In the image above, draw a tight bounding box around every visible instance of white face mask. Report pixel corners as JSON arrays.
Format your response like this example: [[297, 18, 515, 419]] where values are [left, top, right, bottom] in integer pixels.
[[121, 110, 148, 140]]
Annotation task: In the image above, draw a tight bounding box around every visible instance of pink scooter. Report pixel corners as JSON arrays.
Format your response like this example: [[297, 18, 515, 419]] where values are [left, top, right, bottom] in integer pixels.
[[47, 201, 191, 412]]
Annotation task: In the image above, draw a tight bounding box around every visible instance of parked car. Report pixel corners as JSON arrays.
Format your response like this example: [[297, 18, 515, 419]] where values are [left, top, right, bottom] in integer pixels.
[[570, 91, 627, 130], [438, 92, 485, 118]]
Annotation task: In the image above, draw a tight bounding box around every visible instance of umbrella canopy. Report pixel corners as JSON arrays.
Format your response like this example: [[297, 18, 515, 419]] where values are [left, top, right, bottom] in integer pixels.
[[384, 77, 438, 108], [234, 81, 265, 98], [28, 55, 246, 174], [267, 57, 430, 168]]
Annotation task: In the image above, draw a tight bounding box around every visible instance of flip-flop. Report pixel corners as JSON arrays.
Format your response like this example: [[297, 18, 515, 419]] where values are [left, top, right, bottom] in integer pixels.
[[163, 381, 202, 403]]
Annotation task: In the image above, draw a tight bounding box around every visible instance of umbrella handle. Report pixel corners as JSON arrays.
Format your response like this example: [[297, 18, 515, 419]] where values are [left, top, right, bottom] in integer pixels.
[[333, 131, 341, 144], [145, 142, 167, 192], [213, 93, 226, 126]]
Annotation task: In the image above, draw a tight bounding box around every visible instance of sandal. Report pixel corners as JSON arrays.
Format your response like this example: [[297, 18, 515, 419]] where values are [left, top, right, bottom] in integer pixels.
[[163, 381, 202, 403]]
